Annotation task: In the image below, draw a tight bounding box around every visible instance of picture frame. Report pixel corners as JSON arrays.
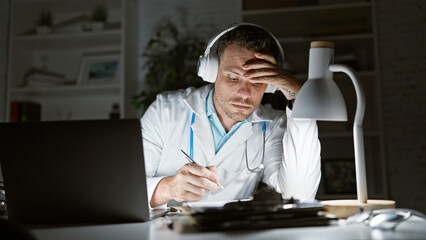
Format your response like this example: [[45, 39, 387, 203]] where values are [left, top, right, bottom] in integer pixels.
[[322, 158, 356, 194], [77, 54, 121, 84]]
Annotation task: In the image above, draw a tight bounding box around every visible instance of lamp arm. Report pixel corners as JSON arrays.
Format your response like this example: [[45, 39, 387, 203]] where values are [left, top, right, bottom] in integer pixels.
[[329, 64, 368, 204]]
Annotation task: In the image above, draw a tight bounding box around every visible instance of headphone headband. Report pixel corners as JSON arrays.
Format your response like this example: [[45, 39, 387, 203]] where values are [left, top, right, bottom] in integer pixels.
[[203, 25, 238, 55], [203, 23, 284, 66]]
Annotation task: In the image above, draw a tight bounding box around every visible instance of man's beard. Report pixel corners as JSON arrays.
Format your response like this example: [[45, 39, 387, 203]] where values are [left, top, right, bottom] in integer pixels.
[[214, 93, 254, 122]]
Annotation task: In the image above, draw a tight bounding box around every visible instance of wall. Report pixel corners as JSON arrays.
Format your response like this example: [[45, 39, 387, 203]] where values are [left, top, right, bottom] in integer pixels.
[[0, 0, 10, 123], [137, 0, 241, 97], [375, 0, 426, 212]]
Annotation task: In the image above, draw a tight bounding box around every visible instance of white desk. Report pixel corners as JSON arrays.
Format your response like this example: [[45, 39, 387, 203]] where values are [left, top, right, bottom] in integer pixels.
[[31, 216, 426, 240]]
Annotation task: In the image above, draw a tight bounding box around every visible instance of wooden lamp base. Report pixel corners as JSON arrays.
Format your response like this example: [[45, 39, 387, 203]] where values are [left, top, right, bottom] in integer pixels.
[[321, 199, 396, 218]]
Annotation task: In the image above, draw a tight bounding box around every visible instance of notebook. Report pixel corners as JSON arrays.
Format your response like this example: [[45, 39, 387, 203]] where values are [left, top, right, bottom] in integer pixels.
[[0, 119, 167, 224]]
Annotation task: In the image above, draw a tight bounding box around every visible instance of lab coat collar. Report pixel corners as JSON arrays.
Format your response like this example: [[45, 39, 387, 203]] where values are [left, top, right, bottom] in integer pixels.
[[183, 84, 274, 123], [183, 84, 212, 116]]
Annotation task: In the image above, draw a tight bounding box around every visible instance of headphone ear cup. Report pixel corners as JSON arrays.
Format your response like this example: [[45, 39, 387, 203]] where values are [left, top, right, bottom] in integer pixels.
[[197, 55, 207, 80], [197, 53, 219, 83]]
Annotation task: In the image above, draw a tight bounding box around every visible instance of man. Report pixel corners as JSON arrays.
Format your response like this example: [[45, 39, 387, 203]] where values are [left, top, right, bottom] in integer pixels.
[[142, 24, 321, 208]]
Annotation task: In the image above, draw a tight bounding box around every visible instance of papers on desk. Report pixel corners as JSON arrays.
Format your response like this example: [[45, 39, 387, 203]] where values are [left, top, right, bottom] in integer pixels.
[[185, 198, 337, 231], [178, 184, 337, 231], [184, 199, 251, 209]]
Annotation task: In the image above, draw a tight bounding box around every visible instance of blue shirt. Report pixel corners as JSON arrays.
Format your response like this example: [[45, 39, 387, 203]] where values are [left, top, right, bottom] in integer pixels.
[[206, 88, 249, 154]]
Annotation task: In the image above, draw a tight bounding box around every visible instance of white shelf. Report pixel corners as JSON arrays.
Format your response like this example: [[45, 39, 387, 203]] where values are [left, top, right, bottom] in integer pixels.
[[7, 0, 139, 121], [13, 29, 122, 41], [243, 1, 373, 39], [279, 33, 374, 44], [12, 29, 122, 49], [11, 83, 121, 95], [243, 2, 372, 16]]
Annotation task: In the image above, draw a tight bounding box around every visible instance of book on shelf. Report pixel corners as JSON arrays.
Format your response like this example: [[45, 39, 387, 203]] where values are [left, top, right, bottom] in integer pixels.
[[23, 68, 72, 87], [26, 74, 70, 86], [10, 101, 42, 122]]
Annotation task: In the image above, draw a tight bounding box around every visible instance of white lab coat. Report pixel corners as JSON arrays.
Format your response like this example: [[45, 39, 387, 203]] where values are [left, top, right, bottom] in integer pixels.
[[141, 85, 321, 207]]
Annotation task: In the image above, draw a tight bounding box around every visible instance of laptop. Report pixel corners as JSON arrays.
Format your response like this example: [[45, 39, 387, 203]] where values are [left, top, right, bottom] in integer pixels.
[[0, 119, 167, 224]]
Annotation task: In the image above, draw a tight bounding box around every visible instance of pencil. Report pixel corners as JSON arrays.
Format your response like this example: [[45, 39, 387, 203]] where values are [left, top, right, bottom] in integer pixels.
[[180, 149, 224, 190]]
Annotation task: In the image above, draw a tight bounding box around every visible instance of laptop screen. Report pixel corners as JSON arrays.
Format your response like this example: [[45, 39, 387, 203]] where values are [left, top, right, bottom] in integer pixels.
[[0, 119, 150, 224]]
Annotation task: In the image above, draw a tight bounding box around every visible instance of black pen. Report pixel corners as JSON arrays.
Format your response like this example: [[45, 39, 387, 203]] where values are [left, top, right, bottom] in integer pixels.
[[180, 149, 224, 189]]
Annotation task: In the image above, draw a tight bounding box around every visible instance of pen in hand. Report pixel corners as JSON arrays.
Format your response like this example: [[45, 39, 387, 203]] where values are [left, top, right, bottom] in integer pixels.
[[180, 149, 224, 190]]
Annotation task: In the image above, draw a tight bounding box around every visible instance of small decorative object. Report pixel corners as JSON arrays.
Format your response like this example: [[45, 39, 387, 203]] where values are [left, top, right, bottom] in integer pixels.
[[322, 158, 356, 194], [109, 103, 120, 119], [88, 5, 107, 31], [36, 10, 53, 34], [77, 54, 121, 84]]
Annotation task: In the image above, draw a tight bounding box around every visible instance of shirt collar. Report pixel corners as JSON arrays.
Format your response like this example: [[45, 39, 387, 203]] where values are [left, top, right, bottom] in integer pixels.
[[206, 88, 216, 117]]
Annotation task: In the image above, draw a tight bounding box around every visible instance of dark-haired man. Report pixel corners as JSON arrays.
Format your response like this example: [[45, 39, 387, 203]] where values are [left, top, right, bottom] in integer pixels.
[[142, 24, 321, 208]]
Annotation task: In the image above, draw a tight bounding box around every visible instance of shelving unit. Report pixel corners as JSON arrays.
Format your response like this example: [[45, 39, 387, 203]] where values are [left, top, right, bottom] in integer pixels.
[[242, 0, 387, 200], [6, 0, 139, 121]]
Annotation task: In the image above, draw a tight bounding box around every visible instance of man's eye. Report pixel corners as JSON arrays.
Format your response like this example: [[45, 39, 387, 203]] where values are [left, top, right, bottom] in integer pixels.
[[228, 77, 238, 82]]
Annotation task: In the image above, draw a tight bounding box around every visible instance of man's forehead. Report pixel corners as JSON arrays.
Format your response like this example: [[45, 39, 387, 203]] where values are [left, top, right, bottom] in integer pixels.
[[220, 44, 256, 69], [223, 67, 242, 75], [221, 43, 256, 60]]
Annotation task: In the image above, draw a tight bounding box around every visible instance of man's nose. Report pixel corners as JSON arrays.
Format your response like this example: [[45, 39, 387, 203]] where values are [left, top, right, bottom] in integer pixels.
[[237, 81, 251, 99]]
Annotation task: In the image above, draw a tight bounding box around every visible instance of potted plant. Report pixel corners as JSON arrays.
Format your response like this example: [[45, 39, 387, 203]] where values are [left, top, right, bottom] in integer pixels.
[[132, 21, 206, 112], [36, 10, 53, 34], [90, 6, 107, 31]]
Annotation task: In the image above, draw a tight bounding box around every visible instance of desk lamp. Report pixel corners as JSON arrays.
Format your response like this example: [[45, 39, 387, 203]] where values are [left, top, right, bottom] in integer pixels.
[[292, 41, 395, 218]]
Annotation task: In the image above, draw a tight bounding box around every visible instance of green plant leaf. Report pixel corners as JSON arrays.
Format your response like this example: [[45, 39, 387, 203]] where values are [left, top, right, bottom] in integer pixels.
[[132, 21, 207, 111]]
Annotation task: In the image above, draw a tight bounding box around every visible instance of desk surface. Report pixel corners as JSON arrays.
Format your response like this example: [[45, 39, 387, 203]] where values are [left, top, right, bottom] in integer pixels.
[[31, 216, 426, 240]]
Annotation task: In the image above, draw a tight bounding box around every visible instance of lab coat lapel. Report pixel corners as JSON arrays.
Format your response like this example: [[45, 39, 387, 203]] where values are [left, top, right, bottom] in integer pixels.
[[191, 115, 215, 163], [212, 123, 253, 165], [183, 85, 216, 164]]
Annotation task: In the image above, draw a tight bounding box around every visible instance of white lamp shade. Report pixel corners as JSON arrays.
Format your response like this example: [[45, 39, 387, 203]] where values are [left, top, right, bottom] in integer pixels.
[[292, 41, 348, 121], [292, 77, 348, 121]]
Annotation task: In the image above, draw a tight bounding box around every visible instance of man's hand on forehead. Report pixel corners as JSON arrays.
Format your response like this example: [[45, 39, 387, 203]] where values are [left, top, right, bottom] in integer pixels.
[[242, 52, 301, 100], [242, 52, 278, 79]]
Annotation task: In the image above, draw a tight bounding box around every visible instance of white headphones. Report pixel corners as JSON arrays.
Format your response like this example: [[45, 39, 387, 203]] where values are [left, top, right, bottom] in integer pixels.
[[197, 23, 285, 93]]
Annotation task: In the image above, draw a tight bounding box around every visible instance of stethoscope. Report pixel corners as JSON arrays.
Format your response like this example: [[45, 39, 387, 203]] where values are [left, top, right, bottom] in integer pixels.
[[189, 112, 266, 173]]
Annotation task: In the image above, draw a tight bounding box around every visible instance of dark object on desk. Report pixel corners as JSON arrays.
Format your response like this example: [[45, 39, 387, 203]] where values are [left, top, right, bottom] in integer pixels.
[[0, 218, 36, 240], [0, 119, 154, 224], [0, 180, 6, 216], [189, 183, 336, 231]]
